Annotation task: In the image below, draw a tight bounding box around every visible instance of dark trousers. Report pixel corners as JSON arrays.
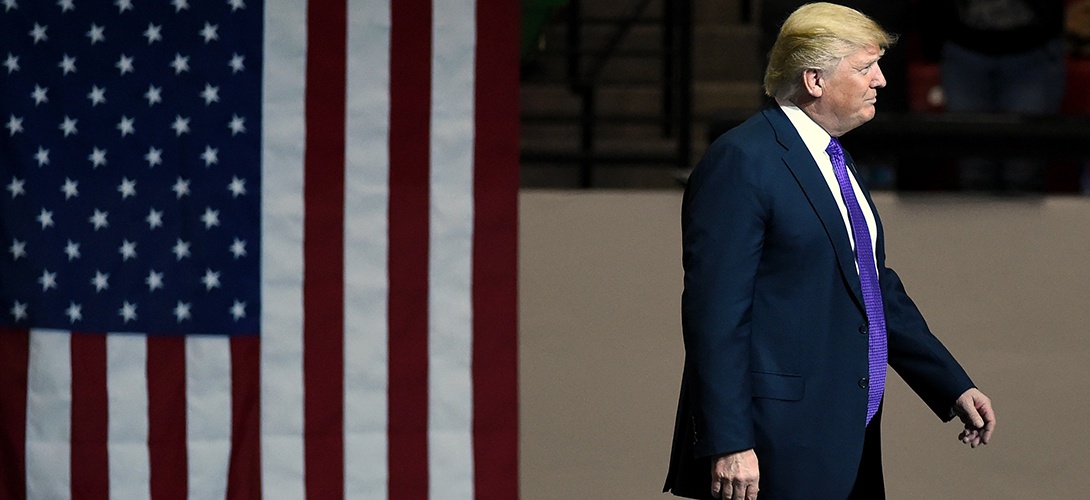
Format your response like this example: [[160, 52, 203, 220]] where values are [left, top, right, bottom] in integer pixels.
[[847, 412, 885, 500]]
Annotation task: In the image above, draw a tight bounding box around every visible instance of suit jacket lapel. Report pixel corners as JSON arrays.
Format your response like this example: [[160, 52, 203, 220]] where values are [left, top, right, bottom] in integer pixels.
[[762, 106, 866, 312]]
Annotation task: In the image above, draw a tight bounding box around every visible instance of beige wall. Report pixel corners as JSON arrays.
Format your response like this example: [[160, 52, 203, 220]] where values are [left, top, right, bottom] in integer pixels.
[[520, 190, 1090, 499]]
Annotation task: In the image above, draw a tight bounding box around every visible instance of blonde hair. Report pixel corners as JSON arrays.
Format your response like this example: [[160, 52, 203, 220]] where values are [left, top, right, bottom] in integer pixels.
[[763, 2, 897, 100]]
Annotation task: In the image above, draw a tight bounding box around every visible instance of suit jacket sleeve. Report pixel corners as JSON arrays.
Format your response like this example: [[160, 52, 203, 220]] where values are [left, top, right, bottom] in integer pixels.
[[681, 136, 768, 458]]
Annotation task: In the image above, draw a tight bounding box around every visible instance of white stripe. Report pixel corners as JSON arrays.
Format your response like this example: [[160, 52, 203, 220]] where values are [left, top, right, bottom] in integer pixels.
[[261, 0, 308, 498], [429, 1, 477, 497], [25, 330, 72, 500], [343, 0, 391, 497], [107, 334, 151, 500], [186, 336, 233, 500]]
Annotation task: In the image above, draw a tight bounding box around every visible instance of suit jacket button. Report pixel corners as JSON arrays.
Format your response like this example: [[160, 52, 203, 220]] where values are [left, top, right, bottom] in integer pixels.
[[859, 377, 869, 389], [859, 324, 868, 334]]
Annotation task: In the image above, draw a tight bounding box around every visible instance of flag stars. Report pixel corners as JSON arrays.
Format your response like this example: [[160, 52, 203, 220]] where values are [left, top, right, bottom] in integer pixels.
[[201, 83, 220, 105], [228, 176, 246, 197], [29, 23, 48, 44], [174, 301, 191, 322], [4, 53, 19, 73], [37, 208, 54, 229], [61, 178, 79, 199], [171, 53, 190, 74], [228, 0, 246, 11], [172, 177, 190, 198], [119, 301, 137, 323], [119, 239, 137, 261], [229, 238, 247, 259], [228, 115, 246, 135], [201, 207, 220, 229], [172, 238, 191, 260], [228, 53, 245, 73], [58, 0, 75, 13], [146, 270, 164, 291], [172, 0, 189, 12], [116, 54, 135, 75], [172, 116, 190, 136], [146, 208, 163, 229], [64, 240, 80, 261], [91, 270, 109, 292], [10, 301, 27, 322], [7, 177, 25, 198], [65, 303, 82, 323], [145, 147, 163, 167], [118, 177, 137, 199], [89, 147, 107, 168], [5, 115, 22, 136], [115, 0, 133, 13], [38, 269, 57, 291], [60, 116, 78, 136], [201, 269, 221, 291], [59, 54, 77, 75], [3, 0, 18, 12], [201, 145, 219, 166], [144, 23, 162, 44], [88, 85, 106, 106], [89, 209, 109, 230], [9, 239, 26, 260], [145, 85, 162, 106], [35, 147, 50, 166], [117, 116, 135, 137], [31, 85, 48, 105], [230, 300, 246, 320], [86, 23, 105, 44], [200, 22, 220, 43]]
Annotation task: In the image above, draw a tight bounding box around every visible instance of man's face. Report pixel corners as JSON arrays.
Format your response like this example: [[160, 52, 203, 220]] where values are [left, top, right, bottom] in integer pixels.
[[814, 45, 886, 135]]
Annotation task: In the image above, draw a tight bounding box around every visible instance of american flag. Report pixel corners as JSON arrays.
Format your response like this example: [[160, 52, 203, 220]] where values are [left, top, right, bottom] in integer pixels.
[[0, 0, 519, 498]]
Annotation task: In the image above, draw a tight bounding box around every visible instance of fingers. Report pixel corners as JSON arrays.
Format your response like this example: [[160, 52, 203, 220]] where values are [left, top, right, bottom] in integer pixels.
[[713, 480, 758, 500]]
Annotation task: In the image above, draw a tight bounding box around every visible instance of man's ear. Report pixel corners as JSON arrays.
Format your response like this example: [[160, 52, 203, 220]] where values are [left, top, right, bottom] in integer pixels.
[[802, 68, 823, 98]]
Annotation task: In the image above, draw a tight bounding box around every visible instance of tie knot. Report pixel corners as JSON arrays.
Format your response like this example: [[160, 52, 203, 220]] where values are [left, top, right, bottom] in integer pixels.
[[826, 137, 843, 158]]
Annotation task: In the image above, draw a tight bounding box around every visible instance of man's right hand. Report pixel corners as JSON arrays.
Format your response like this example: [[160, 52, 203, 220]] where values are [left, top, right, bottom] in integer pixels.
[[710, 448, 759, 500]]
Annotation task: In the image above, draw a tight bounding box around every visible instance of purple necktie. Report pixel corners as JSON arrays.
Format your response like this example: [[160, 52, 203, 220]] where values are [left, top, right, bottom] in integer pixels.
[[827, 137, 887, 425]]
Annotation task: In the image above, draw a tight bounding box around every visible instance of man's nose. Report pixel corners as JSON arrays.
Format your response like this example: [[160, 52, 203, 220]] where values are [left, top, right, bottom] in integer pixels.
[[873, 63, 887, 88]]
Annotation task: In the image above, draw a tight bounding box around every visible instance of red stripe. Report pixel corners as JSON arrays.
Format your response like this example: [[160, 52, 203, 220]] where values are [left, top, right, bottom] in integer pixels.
[[472, 0, 521, 497], [70, 333, 109, 499], [0, 328, 29, 500], [226, 336, 261, 500], [387, 0, 432, 497], [303, 0, 348, 498], [147, 337, 187, 500]]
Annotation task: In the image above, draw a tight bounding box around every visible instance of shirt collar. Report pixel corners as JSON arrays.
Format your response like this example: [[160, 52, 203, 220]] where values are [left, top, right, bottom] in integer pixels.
[[779, 103, 833, 160]]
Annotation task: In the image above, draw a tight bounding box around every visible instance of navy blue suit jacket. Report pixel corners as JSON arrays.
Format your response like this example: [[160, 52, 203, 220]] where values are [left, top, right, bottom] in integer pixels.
[[664, 106, 975, 499]]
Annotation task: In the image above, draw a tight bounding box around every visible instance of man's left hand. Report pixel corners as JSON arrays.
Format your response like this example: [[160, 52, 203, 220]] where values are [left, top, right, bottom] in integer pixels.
[[952, 388, 995, 448]]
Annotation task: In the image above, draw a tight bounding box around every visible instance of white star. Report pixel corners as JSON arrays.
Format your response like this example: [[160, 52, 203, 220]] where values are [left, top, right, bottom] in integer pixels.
[[31, 85, 48, 105], [88, 147, 107, 168], [36, 208, 54, 229], [200, 83, 220, 105], [229, 238, 247, 258], [86, 23, 105, 44], [146, 270, 164, 291], [228, 176, 247, 197], [65, 302, 82, 323], [228, 0, 245, 11], [5, 115, 22, 136], [59, 116, 78, 136], [201, 145, 219, 166], [170, 53, 189, 74], [6, 177, 24, 198], [143, 23, 162, 44], [10, 301, 27, 322], [29, 23, 48, 44], [201, 207, 220, 228], [58, 0, 74, 13], [119, 301, 137, 323], [3, 0, 18, 12], [8, 239, 26, 260], [35, 147, 49, 166], [200, 22, 219, 43], [117, 116, 135, 137], [228, 53, 245, 73], [171, 115, 190, 136], [144, 85, 162, 106], [3, 53, 19, 73], [172, 238, 191, 260], [171, 0, 189, 12], [146, 208, 163, 229], [145, 147, 163, 167], [118, 177, 136, 198], [64, 239, 80, 260], [228, 114, 246, 135], [201, 269, 221, 290], [89, 209, 108, 230], [115, 0, 133, 13], [172, 177, 191, 198], [119, 239, 137, 261], [116, 54, 135, 75], [174, 301, 191, 322], [38, 269, 57, 291], [91, 270, 109, 292], [58, 54, 76, 75], [87, 85, 106, 106], [61, 178, 78, 199], [230, 300, 246, 320]]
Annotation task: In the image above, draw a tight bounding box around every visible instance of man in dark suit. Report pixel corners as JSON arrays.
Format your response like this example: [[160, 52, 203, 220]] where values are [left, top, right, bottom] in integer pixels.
[[663, 4, 996, 499]]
